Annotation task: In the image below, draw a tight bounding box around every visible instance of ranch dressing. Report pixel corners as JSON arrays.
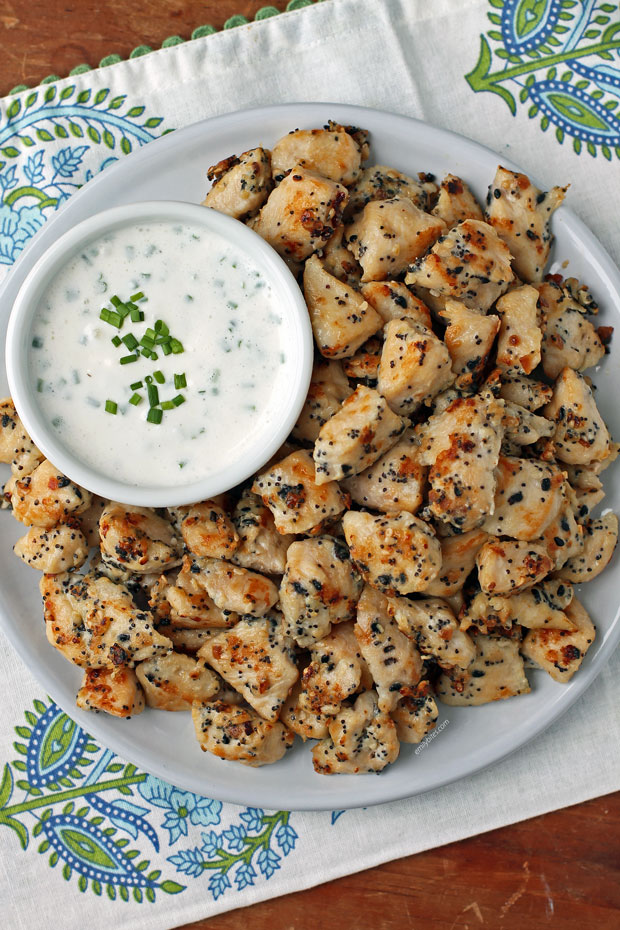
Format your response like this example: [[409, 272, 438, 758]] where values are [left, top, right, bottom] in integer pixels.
[[29, 220, 290, 487]]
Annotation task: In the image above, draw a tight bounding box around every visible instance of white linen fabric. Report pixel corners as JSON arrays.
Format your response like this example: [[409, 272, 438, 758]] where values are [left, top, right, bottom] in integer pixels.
[[0, 1, 619, 927]]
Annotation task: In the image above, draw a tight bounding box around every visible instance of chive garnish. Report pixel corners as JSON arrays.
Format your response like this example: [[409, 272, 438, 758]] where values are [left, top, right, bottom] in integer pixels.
[[111, 335, 122, 347], [120, 354, 138, 365], [130, 380, 143, 390], [170, 338, 184, 354], [153, 370, 165, 384], [161, 343, 172, 356], [172, 394, 185, 407], [129, 393, 142, 406], [105, 400, 117, 415], [36, 378, 44, 392], [147, 383, 159, 407], [122, 333, 138, 351], [160, 400, 175, 410], [130, 291, 145, 302], [147, 407, 162, 424], [130, 308, 144, 323], [174, 373, 187, 389], [154, 320, 169, 336], [100, 308, 123, 328]]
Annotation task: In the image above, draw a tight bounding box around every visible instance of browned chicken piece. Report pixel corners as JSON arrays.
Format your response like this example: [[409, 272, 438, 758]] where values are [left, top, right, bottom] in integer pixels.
[[342, 510, 441, 596], [483, 455, 566, 540], [11, 459, 91, 529], [345, 165, 438, 219], [343, 430, 427, 515], [422, 528, 489, 598], [280, 535, 363, 646], [345, 197, 445, 282], [76, 495, 107, 548], [149, 558, 238, 629], [14, 521, 89, 573], [431, 174, 484, 227], [252, 449, 349, 536], [303, 254, 383, 359], [252, 165, 347, 262], [99, 502, 181, 574], [506, 580, 575, 630], [498, 373, 552, 411], [41, 572, 171, 668], [360, 281, 432, 327], [198, 615, 298, 721], [271, 125, 364, 186], [485, 165, 566, 282], [293, 356, 352, 442], [556, 512, 618, 583], [405, 219, 514, 312], [342, 336, 382, 385], [231, 488, 294, 574], [314, 385, 409, 484], [0, 397, 43, 475], [391, 685, 438, 744], [76, 666, 145, 718], [180, 501, 239, 560], [537, 279, 605, 380], [502, 401, 555, 446], [280, 678, 330, 741], [192, 700, 294, 766], [319, 225, 362, 287], [495, 285, 542, 375], [416, 391, 505, 533], [203, 147, 272, 219], [354, 585, 423, 712], [135, 651, 219, 711], [536, 493, 584, 569], [520, 598, 595, 683], [476, 538, 553, 595], [544, 367, 610, 465], [377, 318, 454, 415], [387, 594, 476, 668], [437, 634, 530, 705], [440, 299, 500, 389], [187, 556, 278, 618], [165, 628, 220, 653], [312, 690, 400, 774]]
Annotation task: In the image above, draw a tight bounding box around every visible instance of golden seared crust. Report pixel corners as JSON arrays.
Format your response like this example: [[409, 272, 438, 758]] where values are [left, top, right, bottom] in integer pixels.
[[197, 614, 298, 721], [14, 520, 88, 573], [252, 449, 349, 536], [271, 126, 364, 186], [485, 165, 566, 282], [345, 197, 445, 282], [342, 510, 441, 596], [76, 666, 145, 718], [463, 580, 575, 634], [422, 528, 489, 598], [520, 598, 595, 682], [498, 373, 552, 411], [312, 690, 400, 774], [303, 254, 383, 359], [483, 455, 566, 540], [231, 488, 294, 575], [12, 459, 91, 529], [342, 336, 382, 385], [136, 651, 219, 711], [437, 634, 530, 706], [149, 557, 238, 629], [280, 678, 329, 741], [99, 503, 181, 574], [187, 556, 278, 618], [360, 281, 432, 328], [440, 299, 500, 389], [432, 174, 484, 227], [495, 285, 542, 375], [391, 685, 438, 744], [343, 430, 427, 515], [180, 501, 239, 560], [378, 318, 454, 415], [556, 512, 618, 583], [387, 594, 476, 669], [345, 165, 438, 219], [544, 367, 611, 465], [203, 147, 272, 219], [314, 385, 409, 484], [293, 357, 352, 443], [476, 538, 553, 595], [0, 397, 43, 475], [538, 280, 605, 380], [294, 622, 368, 727], [192, 700, 294, 766]]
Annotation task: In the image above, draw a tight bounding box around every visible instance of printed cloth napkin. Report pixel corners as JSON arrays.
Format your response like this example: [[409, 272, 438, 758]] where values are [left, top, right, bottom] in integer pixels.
[[1, 1, 619, 927]]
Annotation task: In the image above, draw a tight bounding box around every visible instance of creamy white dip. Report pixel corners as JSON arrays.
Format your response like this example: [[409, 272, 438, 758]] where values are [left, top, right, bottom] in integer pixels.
[[29, 220, 290, 487]]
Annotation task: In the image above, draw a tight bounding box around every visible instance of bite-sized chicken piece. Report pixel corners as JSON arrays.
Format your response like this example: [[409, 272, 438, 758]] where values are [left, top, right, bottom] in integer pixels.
[[76, 495, 107, 548], [293, 357, 352, 442], [354, 586, 423, 712], [319, 225, 362, 287], [14, 520, 89, 573], [556, 512, 618, 583], [76, 666, 145, 718], [502, 401, 555, 446], [520, 598, 595, 683], [342, 510, 441, 596], [361, 281, 432, 327], [312, 690, 400, 774], [303, 254, 383, 359], [440, 299, 500, 389], [544, 368, 611, 465], [231, 488, 294, 574], [165, 627, 219, 653], [149, 558, 238, 629], [405, 219, 514, 312], [476, 538, 553, 595], [536, 494, 584, 569], [387, 594, 476, 669], [280, 678, 329, 741], [41, 572, 171, 668], [188, 556, 278, 618], [416, 391, 505, 533], [314, 385, 409, 484], [203, 147, 272, 219], [0, 397, 43, 475], [495, 285, 542, 375], [345, 197, 445, 282], [342, 430, 427, 515], [135, 651, 219, 711], [271, 125, 364, 186], [342, 336, 382, 385], [198, 614, 298, 721], [391, 685, 439, 744], [499, 373, 552, 411], [422, 528, 489, 598], [432, 174, 484, 227], [345, 165, 438, 219], [180, 501, 239, 560], [252, 165, 347, 262], [280, 535, 363, 646], [99, 503, 181, 574], [537, 279, 605, 380], [483, 455, 565, 540], [485, 165, 566, 282], [377, 318, 454, 415], [11, 459, 91, 529], [192, 700, 294, 767], [506, 579, 575, 629], [437, 634, 530, 705], [252, 449, 349, 536]]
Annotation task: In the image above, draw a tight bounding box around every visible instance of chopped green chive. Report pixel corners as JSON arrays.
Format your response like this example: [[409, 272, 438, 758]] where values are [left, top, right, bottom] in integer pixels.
[[147, 383, 159, 407], [129, 392, 142, 406], [105, 400, 117, 415], [130, 308, 144, 323], [147, 407, 162, 424], [36, 378, 44, 392], [130, 291, 145, 302], [130, 380, 143, 390], [140, 335, 155, 349], [120, 354, 138, 365], [153, 370, 165, 384], [121, 333, 138, 351], [170, 338, 184, 354], [32, 336, 43, 349], [100, 308, 123, 328], [145, 375, 153, 384], [174, 373, 187, 389], [161, 343, 172, 356], [160, 400, 175, 410], [172, 394, 186, 407], [154, 319, 169, 336], [111, 335, 122, 347]]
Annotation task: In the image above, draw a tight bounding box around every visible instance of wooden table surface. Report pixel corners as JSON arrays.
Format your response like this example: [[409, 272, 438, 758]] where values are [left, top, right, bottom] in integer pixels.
[[1, 2, 619, 927]]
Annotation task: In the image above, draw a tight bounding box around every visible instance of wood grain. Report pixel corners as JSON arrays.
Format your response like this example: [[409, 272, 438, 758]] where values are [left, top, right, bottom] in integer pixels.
[[1, 3, 619, 928]]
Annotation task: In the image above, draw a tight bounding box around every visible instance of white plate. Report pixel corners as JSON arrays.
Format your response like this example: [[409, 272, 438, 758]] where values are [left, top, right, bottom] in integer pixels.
[[0, 103, 618, 811]]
